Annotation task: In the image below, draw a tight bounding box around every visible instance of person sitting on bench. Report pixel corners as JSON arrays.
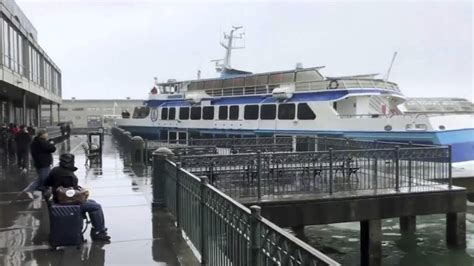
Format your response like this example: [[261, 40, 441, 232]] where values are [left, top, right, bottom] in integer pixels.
[[45, 153, 111, 242]]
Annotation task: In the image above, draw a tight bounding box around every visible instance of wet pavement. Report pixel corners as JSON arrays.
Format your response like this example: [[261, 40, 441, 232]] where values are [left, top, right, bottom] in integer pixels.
[[0, 135, 198, 266]]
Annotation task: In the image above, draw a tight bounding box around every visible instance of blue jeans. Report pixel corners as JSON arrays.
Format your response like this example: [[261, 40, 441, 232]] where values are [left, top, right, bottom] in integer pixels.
[[23, 166, 51, 193], [81, 199, 106, 233]]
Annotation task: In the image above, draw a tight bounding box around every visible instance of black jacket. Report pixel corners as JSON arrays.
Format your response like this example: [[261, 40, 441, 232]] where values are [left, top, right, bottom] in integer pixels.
[[15, 131, 32, 152], [30, 137, 56, 169], [45, 165, 79, 203]]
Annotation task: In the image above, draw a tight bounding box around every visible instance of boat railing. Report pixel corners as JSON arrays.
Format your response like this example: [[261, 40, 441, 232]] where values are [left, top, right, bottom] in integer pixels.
[[203, 78, 400, 97]]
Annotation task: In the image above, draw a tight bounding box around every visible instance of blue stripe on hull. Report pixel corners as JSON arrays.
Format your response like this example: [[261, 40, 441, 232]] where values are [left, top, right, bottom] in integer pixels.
[[119, 126, 474, 163]]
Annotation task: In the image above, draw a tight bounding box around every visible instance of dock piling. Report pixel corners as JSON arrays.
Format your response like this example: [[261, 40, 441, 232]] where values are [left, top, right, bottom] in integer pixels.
[[360, 219, 382, 266]]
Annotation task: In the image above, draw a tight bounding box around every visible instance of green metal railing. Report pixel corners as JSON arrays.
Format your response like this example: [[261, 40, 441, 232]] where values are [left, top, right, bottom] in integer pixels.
[[155, 154, 339, 265]]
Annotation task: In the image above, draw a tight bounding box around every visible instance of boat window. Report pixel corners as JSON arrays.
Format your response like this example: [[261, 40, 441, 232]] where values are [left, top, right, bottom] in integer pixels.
[[132, 107, 150, 119], [234, 78, 245, 87], [195, 81, 204, 90], [204, 80, 214, 90], [223, 78, 234, 88], [255, 75, 268, 86], [297, 103, 316, 120], [203, 106, 214, 120], [278, 103, 295, 120], [161, 108, 168, 120], [219, 106, 228, 120], [191, 107, 201, 120], [245, 76, 256, 87], [296, 70, 324, 82], [179, 107, 190, 120], [229, 105, 239, 120], [169, 107, 176, 120], [261, 105, 276, 120], [244, 105, 259, 120]]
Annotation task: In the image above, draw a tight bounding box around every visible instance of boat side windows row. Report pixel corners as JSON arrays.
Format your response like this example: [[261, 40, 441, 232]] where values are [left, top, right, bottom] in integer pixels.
[[159, 103, 315, 121]]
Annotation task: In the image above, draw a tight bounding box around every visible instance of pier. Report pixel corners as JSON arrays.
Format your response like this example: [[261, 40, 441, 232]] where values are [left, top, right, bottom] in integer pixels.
[[111, 129, 468, 266]]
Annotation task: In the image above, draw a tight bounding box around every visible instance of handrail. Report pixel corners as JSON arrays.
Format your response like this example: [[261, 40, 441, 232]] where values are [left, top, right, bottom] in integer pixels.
[[202, 78, 400, 98], [157, 157, 340, 265]]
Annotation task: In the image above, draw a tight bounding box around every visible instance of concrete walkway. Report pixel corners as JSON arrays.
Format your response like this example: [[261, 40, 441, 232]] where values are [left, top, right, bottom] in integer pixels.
[[0, 135, 198, 265]]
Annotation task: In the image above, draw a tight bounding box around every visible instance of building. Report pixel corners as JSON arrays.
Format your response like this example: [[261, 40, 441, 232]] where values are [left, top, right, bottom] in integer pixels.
[[0, 0, 61, 127], [41, 98, 143, 128]]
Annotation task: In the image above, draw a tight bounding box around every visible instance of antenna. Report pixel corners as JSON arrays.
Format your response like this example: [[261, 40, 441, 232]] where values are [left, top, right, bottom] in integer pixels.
[[384, 52, 398, 81], [212, 26, 245, 73]]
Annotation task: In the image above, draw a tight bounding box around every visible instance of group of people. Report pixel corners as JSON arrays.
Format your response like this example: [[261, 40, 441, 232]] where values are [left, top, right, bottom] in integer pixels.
[[11, 128, 112, 242], [0, 123, 36, 171]]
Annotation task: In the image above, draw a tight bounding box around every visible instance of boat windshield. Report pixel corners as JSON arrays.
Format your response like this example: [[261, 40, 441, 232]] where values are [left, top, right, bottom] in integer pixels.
[[132, 107, 150, 118]]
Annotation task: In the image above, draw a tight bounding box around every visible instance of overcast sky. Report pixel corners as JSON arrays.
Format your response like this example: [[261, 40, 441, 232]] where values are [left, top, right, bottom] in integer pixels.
[[17, 0, 473, 101]]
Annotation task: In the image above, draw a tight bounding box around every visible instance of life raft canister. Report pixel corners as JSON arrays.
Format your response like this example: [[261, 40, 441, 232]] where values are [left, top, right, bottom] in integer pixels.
[[328, 79, 339, 90]]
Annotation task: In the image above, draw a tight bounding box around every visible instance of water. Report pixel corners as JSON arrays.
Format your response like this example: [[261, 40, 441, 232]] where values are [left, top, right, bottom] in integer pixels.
[[304, 201, 474, 265]]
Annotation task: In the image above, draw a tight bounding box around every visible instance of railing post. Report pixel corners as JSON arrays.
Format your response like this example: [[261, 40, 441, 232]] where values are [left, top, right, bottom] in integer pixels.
[[373, 156, 378, 189], [408, 142, 413, 187], [250, 205, 262, 266], [329, 148, 333, 195], [448, 145, 453, 189], [152, 152, 168, 209], [175, 162, 182, 229], [200, 176, 209, 266], [257, 151, 262, 200], [395, 146, 400, 192]]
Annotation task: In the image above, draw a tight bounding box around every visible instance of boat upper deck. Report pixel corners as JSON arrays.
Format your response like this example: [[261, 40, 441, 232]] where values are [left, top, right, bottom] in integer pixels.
[[154, 67, 400, 99]]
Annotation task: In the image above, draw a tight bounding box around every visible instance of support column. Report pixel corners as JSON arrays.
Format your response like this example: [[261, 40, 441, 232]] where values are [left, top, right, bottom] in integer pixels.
[[400, 216, 416, 235], [8, 99, 14, 124], [37, 97, 42, 127], [360, 219, 382, 266], [22, 91, 26, 125], [49, 103, 53, 126], [446, 212, 466, 249], [57, 104, 60, 124]]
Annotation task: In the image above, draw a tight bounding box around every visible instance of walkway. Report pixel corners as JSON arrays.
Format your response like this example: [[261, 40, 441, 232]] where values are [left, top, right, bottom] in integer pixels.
[[0, 135, 198, 265]]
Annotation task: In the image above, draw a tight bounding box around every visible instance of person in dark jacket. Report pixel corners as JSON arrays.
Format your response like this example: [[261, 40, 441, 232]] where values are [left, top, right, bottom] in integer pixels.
[[45, 153, 111, 242], [15, 125, 32, 171], [22, 130, 56, 199]]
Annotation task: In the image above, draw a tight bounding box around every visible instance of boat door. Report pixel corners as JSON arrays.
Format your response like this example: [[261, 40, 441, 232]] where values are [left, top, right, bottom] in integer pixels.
[[168, 131, 187, 144]]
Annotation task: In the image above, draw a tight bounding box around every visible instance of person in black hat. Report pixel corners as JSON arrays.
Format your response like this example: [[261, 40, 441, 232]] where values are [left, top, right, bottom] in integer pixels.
[[45, 153, 111, 242]]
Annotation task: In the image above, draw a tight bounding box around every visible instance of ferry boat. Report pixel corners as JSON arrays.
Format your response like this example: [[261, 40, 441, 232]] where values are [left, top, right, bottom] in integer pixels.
[[117, 27, 474, 164]]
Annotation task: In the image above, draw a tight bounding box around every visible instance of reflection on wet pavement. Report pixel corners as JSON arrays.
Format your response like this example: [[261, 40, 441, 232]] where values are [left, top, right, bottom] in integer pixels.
[[0, 135, 198, 265]]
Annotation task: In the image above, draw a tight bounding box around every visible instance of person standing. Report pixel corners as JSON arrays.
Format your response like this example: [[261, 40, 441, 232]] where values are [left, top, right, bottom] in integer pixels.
[[23, 130, 56, 199], [15, 125, 32, 172]]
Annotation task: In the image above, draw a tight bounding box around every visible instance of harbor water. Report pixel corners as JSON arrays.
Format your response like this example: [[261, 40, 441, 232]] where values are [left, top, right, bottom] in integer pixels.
[[303, 201, 474, 265]]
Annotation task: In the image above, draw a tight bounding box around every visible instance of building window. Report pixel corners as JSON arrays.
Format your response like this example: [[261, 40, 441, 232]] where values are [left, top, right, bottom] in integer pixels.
[[87, 107, 100, 111], [179, 107, 189, 120], [59, 108, 68, 111], [72, 107, 84, 111], [244, 105, 259, 120], [218, 106, 228, 120], [297, 103, 316, 120], [161, 108, 168, 120], [202, 106, 214, 120], [278, 103, 295, 120], [191, 107, 201, 120], [168, 107, 176, 120], [260, 105, 276, 120], [229, 105, 239, 120]]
